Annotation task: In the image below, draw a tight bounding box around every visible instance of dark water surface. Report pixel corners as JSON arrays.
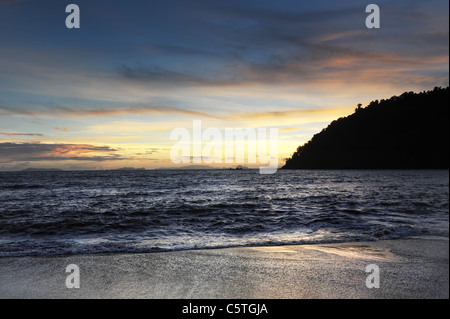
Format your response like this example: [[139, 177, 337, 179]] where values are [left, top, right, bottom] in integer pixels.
[[0, 170, 448, 257]]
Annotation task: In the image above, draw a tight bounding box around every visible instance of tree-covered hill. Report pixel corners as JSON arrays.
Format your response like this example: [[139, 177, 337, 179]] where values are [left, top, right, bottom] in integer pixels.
[[283, 87, 449, 169]]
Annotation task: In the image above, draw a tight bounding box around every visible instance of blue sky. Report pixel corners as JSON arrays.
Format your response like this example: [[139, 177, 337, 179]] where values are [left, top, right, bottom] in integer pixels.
[[0, 0, 448, 170]]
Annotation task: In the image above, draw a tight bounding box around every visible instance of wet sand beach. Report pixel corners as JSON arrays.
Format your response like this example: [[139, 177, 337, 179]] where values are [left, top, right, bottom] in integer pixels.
[[0, 237, 448, 299]]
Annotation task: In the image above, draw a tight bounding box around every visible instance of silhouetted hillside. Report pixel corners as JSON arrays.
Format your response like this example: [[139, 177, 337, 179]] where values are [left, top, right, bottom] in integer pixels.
[[283, 87, 449, 169]]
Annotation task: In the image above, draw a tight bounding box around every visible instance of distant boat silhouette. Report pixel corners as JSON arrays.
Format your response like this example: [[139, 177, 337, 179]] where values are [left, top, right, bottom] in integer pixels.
[[229, 165, 249, 170]]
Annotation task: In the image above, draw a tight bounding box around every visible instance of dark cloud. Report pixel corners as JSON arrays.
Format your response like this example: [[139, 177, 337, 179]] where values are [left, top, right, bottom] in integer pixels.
[[0, 143, 125, 163], [118, 65, 227, 86], [0, 0, 447, 119], [138, 44, 217, 58], [112, 0, 448, 90], [117, 39, 447, 90]]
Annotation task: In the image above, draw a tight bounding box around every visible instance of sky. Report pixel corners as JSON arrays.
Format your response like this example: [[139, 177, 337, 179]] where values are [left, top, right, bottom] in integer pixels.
[[0, 0, 448, 170]]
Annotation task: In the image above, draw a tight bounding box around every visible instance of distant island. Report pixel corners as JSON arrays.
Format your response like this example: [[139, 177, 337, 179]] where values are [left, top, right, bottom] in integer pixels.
[[21, 168, 63, 172], [112, 167, 146, 171], [155, 165, 215, 170], [155, 165, 251, 170], [283, 87, 449, 169]]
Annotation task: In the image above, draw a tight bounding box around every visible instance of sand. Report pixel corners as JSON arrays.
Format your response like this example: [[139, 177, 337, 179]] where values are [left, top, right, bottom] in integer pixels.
[[0, 237, 448, 299]]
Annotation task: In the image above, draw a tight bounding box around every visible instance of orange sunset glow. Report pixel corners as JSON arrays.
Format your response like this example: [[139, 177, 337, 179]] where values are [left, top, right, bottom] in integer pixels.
[[0, 0, 448, 170]]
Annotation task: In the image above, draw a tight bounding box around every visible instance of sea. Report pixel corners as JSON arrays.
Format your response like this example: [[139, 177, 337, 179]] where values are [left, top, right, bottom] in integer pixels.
[[0, 169, 448, 257]]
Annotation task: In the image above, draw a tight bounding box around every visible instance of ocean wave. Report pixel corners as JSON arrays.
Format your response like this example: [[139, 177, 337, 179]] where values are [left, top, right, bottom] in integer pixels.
[[0, 169, 448, 257]]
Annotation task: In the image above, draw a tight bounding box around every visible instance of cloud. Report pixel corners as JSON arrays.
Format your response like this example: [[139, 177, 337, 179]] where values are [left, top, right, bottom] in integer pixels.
[[279, 127, 302, 132], [93, 1, 446, 92], [0, 101, 353, 124], [118, 65, 234, 87], [226, 107, 352, 120], [0, 104, 217, 119], [0, 143, 125, 163], [134, 148, 160, 155], [54, 127, 69, 133], [115, 38, 448, 92], [0, 132, 44, 137], [138, 44, 217, 58], [0, 0, 447, 125]]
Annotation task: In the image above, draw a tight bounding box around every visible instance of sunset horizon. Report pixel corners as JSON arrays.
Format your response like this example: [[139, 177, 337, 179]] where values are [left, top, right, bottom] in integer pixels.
[[1, 0, 448, 171]]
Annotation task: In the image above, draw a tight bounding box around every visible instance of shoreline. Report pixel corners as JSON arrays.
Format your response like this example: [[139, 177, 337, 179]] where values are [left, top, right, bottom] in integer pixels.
[[0, 235, 446, 259], [1, 237, 448, 299]]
